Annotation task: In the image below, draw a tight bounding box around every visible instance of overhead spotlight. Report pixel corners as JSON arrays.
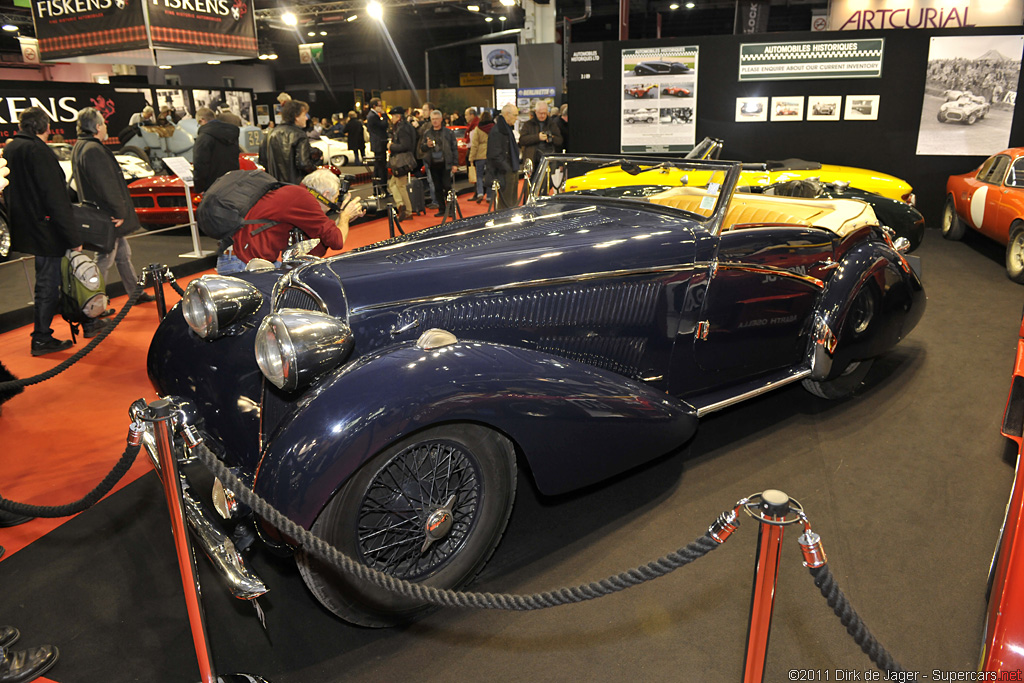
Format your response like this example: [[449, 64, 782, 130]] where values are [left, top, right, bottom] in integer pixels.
[[307, 30, 315, 36], [319, 30, 327, 35], [158, 64, 172, 69], [685, 1, 695, 7], [500, 0, 515, 6], [669, 2, 679, 7], [484, 16, 493, 21], [467, 4, 480, 10], [499, 15, 506, 21], [283, 12, 297, 26], [346, 14, 358, 21], [367, 1, 383, 20], [268, 52, 278, 59], [1, 24, 17, 32], [258, 53, 269, 60], [207, 60, 221, 65]]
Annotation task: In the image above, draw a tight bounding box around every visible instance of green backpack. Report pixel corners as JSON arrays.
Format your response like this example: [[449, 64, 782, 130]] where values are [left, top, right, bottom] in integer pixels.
[[60, 250, 108, 336]]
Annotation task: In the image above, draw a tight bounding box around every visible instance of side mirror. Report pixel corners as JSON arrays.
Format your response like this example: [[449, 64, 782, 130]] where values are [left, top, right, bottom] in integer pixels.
[[521, 158, 534, 178]]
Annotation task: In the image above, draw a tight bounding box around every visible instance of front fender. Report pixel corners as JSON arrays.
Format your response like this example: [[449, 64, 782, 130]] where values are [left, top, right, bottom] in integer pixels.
[[810, 241, 925, 380], [254, 341, 698, 527]]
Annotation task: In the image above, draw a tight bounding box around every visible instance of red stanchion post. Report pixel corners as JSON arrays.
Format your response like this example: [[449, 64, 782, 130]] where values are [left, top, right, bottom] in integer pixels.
[[742, 489, 791, 683], [148, 398, 218, 683]]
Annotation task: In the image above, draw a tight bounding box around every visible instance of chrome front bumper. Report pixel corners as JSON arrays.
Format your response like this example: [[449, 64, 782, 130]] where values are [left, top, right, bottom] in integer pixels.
[[141, 426, 268, 601]]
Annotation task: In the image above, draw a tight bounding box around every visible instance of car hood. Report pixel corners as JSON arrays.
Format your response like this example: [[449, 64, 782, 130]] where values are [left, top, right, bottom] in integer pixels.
[[312, 197, 700, 322], [129, 174, 186, 190]]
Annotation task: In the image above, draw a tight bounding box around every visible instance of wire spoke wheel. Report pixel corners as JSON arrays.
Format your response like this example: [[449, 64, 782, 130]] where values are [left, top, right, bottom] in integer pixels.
[[356, 440, 481, 580], [297, 424, 516, 627]]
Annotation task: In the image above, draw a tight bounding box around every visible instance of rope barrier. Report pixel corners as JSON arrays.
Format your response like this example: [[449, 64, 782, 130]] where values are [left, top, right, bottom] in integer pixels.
[[191, 442, 720, 611], [0, 286, 145, 393], [809, 564, 905, 673], [0, 440, 140, 518]]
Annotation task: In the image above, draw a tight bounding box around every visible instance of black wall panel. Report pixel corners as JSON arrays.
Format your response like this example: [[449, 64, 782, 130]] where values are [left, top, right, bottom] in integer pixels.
[[569, 27, 1024, 224]]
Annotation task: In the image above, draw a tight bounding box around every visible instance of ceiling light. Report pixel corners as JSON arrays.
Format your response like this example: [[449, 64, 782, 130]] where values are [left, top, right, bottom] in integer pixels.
[[258, 54, 269, 60], [467, 4, 479, 10], [268, 53, 278, 59], [158, 64, 172, 69], [499, 15, 506, 21], [368, 1, 383, 20], [500, 0, 515, 6], [347, 14, 358, 21], [319, 30, 326, 35], [2, 24, 17, 32], [283, 12, 297, 26], [307, 30, 315, 36], [670, 2, 679, 7], [207, 60, 221, 65], [484, 16, 493, 21]]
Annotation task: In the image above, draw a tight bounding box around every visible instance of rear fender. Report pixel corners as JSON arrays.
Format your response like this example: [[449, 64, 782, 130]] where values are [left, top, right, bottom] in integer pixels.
[[254, 341, 698, 527], [809, 241, 925, 381]]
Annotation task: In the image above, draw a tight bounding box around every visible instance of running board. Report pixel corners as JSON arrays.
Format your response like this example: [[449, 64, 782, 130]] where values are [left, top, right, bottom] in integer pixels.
[[691, 366, 812, 418]]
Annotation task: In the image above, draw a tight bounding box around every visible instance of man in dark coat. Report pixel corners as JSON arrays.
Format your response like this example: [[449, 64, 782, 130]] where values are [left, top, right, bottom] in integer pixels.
[[343, 111, 365, 164], [417, 110, 458, 218], [2, 107, 82, 356], [486, 103, 521, 211], [258, 99, 314, 184], [193, 106, 240, 193], [365, 98, 388, 197], [518, 101, 563, 168], [73, 106, 154, 337], [386, 107, 417, 219]]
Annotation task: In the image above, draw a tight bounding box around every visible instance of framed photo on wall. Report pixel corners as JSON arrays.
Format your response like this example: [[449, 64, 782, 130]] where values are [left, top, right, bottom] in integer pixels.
[[844, 95, 880, 121], [735, 96, 767, 122], [770, 96, 804, 121], [807, 96, 841, 121]]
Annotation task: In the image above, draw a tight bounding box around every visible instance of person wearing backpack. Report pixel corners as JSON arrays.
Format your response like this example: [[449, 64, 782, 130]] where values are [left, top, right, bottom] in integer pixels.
[[231, 169, 365, 264], [1, 107, 83, 357], [73, 107, 155, 339]]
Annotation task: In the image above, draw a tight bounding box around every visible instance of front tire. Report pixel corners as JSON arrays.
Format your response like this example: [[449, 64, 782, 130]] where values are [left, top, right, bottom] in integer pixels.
[[942, 196, 966, 240], [297, 424, 517, 627], [1006, 225, 1024, 284], [802, 284, 878, 399], [802, 359, 874, 399]]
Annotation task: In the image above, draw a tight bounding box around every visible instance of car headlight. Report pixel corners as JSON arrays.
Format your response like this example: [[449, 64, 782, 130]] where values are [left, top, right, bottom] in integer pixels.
[[254, 309, 354, 391], [182, 275, 264, 339]]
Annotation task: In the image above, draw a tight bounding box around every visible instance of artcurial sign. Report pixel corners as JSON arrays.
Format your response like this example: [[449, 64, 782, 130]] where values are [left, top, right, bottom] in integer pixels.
[[830, 0, 1023, 30], [32, 0, 256, 60], [147, 0, 257, 57], [32, 0, 148, 60]]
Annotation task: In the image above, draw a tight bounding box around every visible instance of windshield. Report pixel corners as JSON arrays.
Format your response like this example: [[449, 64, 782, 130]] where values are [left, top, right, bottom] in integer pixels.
[[527, 154, 739, 230]]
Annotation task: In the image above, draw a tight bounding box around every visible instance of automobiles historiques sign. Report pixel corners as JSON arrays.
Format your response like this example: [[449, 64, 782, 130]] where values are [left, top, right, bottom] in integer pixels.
[[620, 46, 698, 154], [738, 38, 884, 81]]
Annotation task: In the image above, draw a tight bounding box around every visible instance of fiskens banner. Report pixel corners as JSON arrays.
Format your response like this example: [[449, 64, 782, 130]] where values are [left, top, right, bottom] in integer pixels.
[[148, 0, 257, 57], [32, 0, 148, 61]]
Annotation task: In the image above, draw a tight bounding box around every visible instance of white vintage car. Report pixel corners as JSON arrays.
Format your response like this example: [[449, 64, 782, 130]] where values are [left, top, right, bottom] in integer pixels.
[[311, 136, 373, 167]]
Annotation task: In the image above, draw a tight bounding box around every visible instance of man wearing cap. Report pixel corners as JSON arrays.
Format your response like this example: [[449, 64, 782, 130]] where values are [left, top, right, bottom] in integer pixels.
[[366, 98, 389, 199], [386, 107, 416, 220]]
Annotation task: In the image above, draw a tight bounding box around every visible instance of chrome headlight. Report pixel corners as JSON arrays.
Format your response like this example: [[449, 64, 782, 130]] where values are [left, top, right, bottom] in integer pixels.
[[182, 275, 264, 339], [254, 309, 354, 391]]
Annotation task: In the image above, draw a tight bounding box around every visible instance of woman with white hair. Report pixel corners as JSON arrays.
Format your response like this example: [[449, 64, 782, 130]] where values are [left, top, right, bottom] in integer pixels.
[[72, 107, 154, 335], [229, 168, 365, 264]]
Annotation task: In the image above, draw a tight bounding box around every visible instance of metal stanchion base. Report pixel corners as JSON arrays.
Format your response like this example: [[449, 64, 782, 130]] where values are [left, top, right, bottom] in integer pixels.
[[178, 250, 216, 258]]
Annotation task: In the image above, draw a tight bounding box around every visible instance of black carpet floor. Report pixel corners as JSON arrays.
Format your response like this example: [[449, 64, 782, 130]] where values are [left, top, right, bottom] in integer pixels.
[[2, 227, 1022, 682]]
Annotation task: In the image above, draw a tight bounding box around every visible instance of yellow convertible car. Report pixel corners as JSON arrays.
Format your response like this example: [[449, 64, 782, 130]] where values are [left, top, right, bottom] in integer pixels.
[[566, 137, 915, 205]]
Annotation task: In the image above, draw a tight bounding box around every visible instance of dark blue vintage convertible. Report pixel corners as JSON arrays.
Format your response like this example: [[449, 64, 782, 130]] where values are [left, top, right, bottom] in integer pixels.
[[148, 155, 925, 626]]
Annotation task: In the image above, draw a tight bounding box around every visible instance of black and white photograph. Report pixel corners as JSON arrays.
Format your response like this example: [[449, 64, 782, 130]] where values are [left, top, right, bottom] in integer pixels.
[[155, 88, 189, 119], [623, 108, 658, 125], [225, 90, 254, 125], [807, 95, 842, 121], [735, 96, 768, 122], [915, 35, 1023, 156], [191, 88, 225, 114], [659, 107, 693, 124], [844, 95, 880, 121]]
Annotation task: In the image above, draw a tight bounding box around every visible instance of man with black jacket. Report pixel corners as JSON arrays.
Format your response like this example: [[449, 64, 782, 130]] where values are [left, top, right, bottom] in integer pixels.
[[486, 103, 520, 210], [258, 99, 314, 184], [1, 107, 82, 356], [518, 101, 563, 168], [417, 110, 458, 218], [366, 98, 388, 198], [193, 107, 240, 193]]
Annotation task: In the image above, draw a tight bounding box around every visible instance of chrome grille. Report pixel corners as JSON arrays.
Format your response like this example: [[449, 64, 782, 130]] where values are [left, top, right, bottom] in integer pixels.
[[275, 286, 321, 312]]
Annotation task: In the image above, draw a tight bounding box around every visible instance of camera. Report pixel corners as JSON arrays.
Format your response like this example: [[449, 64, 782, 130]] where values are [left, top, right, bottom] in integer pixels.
[[339, 174, 378, 213]]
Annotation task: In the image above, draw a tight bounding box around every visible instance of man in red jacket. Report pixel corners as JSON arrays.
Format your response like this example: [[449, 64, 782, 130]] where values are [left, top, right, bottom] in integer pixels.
[[231, 169, 364, 264]]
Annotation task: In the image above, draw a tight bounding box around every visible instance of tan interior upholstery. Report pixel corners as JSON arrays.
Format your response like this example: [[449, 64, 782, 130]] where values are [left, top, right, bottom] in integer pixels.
[[647, 187, 877, 238]]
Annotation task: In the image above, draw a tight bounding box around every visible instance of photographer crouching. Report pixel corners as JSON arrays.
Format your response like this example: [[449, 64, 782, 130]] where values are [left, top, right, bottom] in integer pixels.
[[231, 169, 365, 265]]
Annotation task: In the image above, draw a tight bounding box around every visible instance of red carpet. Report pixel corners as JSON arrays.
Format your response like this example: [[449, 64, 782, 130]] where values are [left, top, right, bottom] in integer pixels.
[[0, 195, 490, 560]]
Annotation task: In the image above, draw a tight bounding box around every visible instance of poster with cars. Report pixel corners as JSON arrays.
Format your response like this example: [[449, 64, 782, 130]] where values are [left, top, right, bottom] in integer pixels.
[[845, 95, 880, 120], [621, 46, 698, 153], [915, 35, 1023, 156], [770, 96, 804, 121]]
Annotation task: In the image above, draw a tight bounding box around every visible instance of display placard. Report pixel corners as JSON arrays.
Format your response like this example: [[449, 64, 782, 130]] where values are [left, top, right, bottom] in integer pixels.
[[621, 45, 698, 153], [738, 38, 884, 81]]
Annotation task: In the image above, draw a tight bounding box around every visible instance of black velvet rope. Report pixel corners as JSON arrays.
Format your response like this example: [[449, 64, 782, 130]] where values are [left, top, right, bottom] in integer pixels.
[[167, 278, 185, 297], [192, 442, 720, 610], [809, 565, 905, 673], [0, 440, 140, 518], [0, 286, 144, 393]]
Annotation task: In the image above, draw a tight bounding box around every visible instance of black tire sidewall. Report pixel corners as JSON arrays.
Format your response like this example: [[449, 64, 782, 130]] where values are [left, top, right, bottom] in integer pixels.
[[299, 424, 516, 627], [942, 196, 966, 240]]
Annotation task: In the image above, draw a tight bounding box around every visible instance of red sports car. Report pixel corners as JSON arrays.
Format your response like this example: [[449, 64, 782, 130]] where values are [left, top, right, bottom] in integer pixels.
[[944, 148, 1024, 283], [625, 85, 656, 99], [450, 125, 470, 171], [982, 308, 1024, 672], [662, 86, 691, 97]]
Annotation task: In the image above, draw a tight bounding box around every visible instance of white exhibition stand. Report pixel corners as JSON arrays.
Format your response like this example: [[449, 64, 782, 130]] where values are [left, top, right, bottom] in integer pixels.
[[163, 156, 214, 258]]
